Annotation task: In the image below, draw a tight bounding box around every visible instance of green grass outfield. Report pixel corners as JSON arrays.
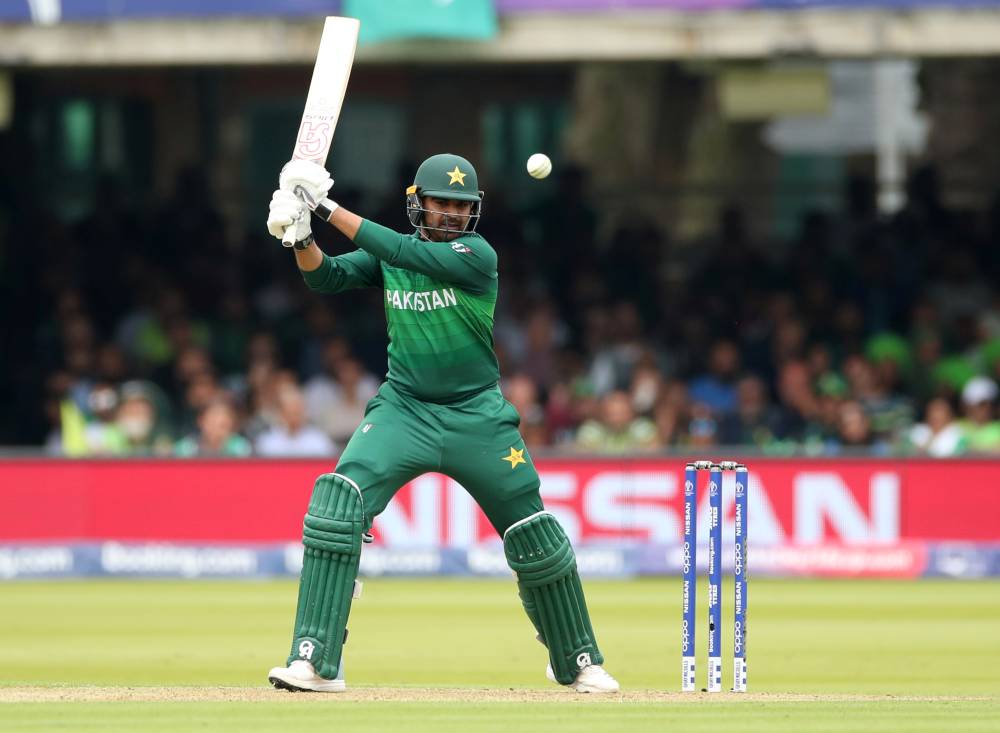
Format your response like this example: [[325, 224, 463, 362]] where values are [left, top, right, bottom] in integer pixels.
[[1, 578, 997, 732]]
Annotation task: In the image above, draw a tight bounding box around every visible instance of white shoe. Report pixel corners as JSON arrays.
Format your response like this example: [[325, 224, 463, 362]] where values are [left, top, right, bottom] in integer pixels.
[[546, 662, 620, 693], [268, 659, 346, 692]]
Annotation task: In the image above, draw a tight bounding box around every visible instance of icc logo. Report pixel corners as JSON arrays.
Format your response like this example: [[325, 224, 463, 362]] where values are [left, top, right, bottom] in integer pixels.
[[576, 652, 592, 669], [298, 640, 315, 660], [684, 480, 694, 496], [736, 481, 745, 497], [709, 481, 718, 497]]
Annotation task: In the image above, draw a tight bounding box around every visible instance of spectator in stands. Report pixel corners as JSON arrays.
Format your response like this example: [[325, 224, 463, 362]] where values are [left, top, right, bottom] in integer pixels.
[[910, 328, 944, 403], [805, 343, 837, 389], [983, 338, 1000, 384], [908, 397, 967, 457], [82, 383, 127, 455], [718, 375, 787, 449], [94, 343, 129, 385], [831, 301, 866, 361], [246, 331, 283, 369], [686, 402, 718, 449], [543, 350, 595, 445], [689, 339, 741, 416], [776, 360, 818, 437], [58, 312, 99, 411], [116, 385, 174, 456], [51, 380, 125, 457], [832, 400, 885, 454], [255, 385, 336, 457], [576, 390, 658, 453], [958, 376, 1000, 453], [303, 337, 353, 427], [116, 287, 207, 371], [844, 354, 914, 443], [802, 372, 849, 454], [932, 354, 977, 403], [248, 368, 300, 440], [517, 303, 566, 390], [155, 344, 214, 407], [502, 373, 549, 450], [652, 379, 689, 447], [175, 397, 252, 457], [297, 305, 340, 378], [978, 294, 1000, 342], [587, 302, 647, 395], [771, 318, 807, 368], [311, 357, 379, 444], [629, 353, 665, 418], [866, 333, 912, 395], [42, 372, 74, 455], [11, 136, 1000, 458], [177, 371, 223, 438], [211, 291, 254, 375]]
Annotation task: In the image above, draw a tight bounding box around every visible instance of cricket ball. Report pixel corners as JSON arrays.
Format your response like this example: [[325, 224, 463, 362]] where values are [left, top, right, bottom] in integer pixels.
[[526, 153, 552, 180]]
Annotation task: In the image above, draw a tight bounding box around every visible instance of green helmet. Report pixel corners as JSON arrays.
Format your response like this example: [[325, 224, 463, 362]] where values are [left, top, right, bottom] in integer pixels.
[[406, 153, 484, 233]]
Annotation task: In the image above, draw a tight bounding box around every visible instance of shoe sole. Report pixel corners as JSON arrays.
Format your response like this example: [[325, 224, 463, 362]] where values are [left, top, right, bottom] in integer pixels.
[[546, 666, 620, 694], [571, 683, 620, 694], [268, 673, 346, 693]]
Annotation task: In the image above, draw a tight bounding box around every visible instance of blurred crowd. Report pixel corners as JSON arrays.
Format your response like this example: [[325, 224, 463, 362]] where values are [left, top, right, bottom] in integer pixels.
[[5, 164, 1000, 457]]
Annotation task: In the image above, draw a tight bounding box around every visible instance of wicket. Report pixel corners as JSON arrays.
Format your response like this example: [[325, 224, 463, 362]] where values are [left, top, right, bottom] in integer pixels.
[[682, 460, 748, 693]]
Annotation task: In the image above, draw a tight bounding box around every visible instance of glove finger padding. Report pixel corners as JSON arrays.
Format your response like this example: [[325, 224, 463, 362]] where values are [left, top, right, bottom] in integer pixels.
[[280, 159, 334, 206], [267, 189, 311, 242]]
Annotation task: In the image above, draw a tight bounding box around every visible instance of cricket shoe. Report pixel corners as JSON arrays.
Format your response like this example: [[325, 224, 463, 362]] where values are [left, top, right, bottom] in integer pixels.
[[546, 663, 620, 693], [268, 660, 346, 692]]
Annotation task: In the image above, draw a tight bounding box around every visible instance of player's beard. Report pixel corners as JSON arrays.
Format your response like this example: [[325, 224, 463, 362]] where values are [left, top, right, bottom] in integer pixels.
[[425, 215, 467, 242]]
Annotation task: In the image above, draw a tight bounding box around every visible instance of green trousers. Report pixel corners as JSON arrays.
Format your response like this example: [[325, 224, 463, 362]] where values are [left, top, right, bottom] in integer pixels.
[[290, 380, 605, 684], [336, 381, 543, 534]]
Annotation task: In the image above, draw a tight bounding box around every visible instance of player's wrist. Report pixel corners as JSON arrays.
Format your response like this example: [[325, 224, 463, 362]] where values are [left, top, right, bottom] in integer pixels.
[[315, 198, 339, 222], [292, 233, 315, 251]]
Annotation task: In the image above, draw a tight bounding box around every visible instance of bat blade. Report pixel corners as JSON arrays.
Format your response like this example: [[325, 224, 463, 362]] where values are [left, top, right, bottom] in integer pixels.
[[283, 16, 360, 245]]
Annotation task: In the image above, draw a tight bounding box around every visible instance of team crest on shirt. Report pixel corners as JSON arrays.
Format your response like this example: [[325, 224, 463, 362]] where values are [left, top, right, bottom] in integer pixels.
[[451, 242, 471, 254]]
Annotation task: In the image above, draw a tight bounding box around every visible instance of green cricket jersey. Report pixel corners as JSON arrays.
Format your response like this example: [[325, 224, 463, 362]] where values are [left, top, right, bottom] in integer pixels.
[[301, 219, 500, 402]]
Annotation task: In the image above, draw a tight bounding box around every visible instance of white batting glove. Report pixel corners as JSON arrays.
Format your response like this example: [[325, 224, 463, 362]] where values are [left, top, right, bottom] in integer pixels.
[[267, 188, 312, 245], [280, 159, 334, 209]]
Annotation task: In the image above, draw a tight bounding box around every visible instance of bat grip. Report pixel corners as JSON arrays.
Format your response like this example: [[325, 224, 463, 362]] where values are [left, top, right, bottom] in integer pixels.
[[281, 185, 309, 248]]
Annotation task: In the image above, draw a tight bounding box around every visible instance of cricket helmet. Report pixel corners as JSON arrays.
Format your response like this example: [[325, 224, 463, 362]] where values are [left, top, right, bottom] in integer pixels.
[[406, 153, 484, 233]]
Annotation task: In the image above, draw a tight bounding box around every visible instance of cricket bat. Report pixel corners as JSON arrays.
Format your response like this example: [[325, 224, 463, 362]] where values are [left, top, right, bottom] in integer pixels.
[[282, 16, 361, 246]]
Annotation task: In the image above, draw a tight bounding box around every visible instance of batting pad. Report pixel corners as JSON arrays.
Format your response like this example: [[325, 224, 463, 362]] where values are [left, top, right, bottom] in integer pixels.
[[287, 473, 364, 680], [504, 512, 604, 685]]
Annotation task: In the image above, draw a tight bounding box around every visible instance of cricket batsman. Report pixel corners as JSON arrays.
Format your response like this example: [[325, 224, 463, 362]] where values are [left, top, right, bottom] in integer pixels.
[[264, 153, 619, 694]]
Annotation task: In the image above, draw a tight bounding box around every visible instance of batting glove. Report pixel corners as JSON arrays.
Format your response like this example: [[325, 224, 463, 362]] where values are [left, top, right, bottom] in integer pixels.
[[267, 188, 312, 246], [280, 159, 334, 209]]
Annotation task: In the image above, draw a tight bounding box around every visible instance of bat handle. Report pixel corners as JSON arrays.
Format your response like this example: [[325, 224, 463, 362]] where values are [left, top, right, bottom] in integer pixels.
[[281, 186, 309, 248]]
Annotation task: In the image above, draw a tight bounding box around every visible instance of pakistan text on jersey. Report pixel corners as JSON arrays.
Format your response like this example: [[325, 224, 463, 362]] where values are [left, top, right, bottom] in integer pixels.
[[385, 288, 459, 311]]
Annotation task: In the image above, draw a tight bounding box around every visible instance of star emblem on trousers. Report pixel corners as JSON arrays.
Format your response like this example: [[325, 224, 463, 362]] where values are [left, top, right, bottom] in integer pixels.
[[502, 447, 526, 469]]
